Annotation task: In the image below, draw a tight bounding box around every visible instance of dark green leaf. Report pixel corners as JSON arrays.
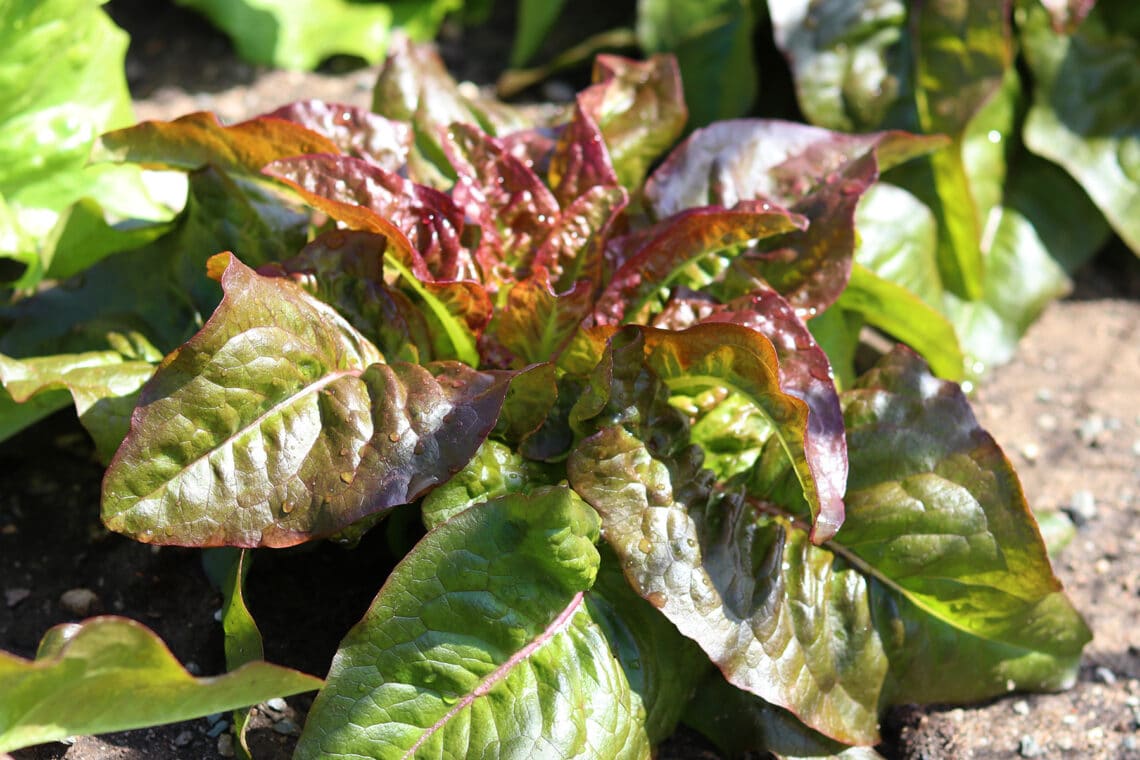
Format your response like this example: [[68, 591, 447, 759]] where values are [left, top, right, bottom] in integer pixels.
[[687, 669, 885, 759], [0, 617, 321, 753], [1021, 0, 1140, 253], [296, 488, 653, 759], [637, 0, 757, 126], [511, 0, 571, 65], [102, 254, 510, 547]]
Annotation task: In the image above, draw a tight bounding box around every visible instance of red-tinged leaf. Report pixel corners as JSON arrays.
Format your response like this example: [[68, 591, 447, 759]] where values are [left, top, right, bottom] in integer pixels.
[[93, 111, 339, 173], [267, 154, 474, 281], [645, 121, 945, 217], [548, 101, 621, 207], [267, 100, 411, 171], [578, 54, 688, 189], [101, 254, 509, 547], [593, 203, 806, 326], [570, 325, 837, 542], [533, 184, 628, 294], [443, 123, 560, 282], [653, 285, 847, 535], [259, 230, 433, 364], [645, 120, 943, 313], [489, 270, 594, 367], [743, 152, 879, 314]]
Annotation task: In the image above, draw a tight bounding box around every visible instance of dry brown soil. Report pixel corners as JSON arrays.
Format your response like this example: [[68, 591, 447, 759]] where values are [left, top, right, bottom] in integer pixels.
[[3, 2, 1139, 758]]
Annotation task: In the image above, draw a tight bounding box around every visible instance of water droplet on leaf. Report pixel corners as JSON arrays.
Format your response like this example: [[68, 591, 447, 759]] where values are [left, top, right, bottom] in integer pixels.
[[388, 432, 400, 443], [638, 537, 653, 554]]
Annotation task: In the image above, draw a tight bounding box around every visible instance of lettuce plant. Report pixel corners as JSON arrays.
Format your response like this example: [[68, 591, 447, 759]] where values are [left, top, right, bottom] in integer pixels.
[[0, 44, 1090, 756]]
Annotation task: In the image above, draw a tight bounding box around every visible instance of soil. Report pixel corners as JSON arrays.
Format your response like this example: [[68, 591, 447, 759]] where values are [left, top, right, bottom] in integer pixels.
[[3, 2, 1139, 758]]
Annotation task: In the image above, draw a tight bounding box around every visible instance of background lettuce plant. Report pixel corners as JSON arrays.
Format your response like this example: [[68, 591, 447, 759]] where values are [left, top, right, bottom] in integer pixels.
[[0, 41, 1091, 757]]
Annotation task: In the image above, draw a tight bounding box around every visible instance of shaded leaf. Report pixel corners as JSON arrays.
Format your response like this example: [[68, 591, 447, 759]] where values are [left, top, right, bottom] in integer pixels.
[[687, 669, 885, 759], [491, 271, 594, 366], [637, 0, 757, 126], [0, 616, 321, 753], [587, 551, 709, 744], [511, 0, 570, 65], [492, 362, 559, 444], [1021, 0, 1140, 253], [102, 254, 509, 547], [296, 488, 652, 760]]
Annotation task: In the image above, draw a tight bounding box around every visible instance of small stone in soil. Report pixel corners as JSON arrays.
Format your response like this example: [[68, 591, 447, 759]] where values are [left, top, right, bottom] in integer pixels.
[[1018, 734, 1043, 757], [1020, 442, 1040, 463], [59, 588, 101, 616], [4, 588, 30, 608], [173, 730, 194, 747], [273, 718, 301, 736], [217, 733, 235, 757], [207, 720, 229, 738], [265, 696, 288, 712], [1066, 490, 1098, 525], [1036, 413, 1059, 431], [1013, 699, 1031, 715], [1079, 415, 1106, 446], [1095, 666, 1117, 684]]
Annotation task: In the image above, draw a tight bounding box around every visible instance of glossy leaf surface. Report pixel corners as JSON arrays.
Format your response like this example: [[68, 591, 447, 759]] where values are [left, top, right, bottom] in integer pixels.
[[296, 489, 652, 760], [0, 617, 321, 753], [102, 254, 509, 547]]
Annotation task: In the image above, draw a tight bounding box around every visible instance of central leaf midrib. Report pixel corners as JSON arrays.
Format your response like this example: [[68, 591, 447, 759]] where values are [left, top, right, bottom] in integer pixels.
[[400, 591, 586, 759], [128, 367, 364, 510]]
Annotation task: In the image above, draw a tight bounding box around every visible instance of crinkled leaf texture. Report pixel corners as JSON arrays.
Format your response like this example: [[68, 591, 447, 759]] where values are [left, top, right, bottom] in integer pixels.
[[0, 616, 321, 753], [296, 488, 652, 760], [101, 254, 510, 547], [569, 337, 1089, 745]]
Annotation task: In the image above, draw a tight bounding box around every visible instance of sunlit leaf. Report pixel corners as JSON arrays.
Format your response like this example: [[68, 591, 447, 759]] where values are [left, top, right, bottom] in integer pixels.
[[102, 254, 509, 547], [296, 488, 652, 760], [0, 617, 321, 753]]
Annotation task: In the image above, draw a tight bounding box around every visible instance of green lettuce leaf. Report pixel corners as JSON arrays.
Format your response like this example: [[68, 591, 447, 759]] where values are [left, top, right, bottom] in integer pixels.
[[296, 488, 653, 760], [174, 0, 459, 70], [1021, 0, 1140, 254], [0, 616, 321, 753]]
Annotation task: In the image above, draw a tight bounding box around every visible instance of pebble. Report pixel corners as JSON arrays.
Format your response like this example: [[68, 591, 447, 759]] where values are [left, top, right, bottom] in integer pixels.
[[1066, 491, 1098, 526], [59, 588, 101, 617], [1013, 699, 1030, 716], [273, 717, 301, 736], [4, 588, 30, 608], [1036, 413, 1059, 432], [1079, 415, 1106, 446], [172, 730, 194, 747], [1094, 666, 1117, 684], [1088, 726, 1105, 743], [217, 733, 235, 757], [1019, 734, 1043, 757], [1125, 736, 1138, 752], [1020, 442, 1040, 463], [265, 697, 288, 713], [1132, 439, 1140, 458], [1062, 714, 1078, 725], [206, 720, 229, 738], [1035, 388, 1053, 403]]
